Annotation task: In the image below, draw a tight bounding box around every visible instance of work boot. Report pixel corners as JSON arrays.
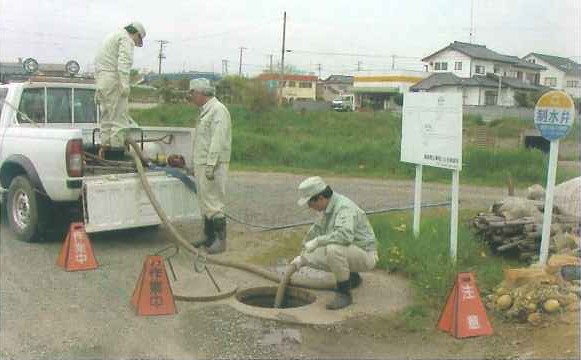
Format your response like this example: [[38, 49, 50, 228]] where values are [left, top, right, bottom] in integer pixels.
[[192, 216, 214, 248], [207, 217, 226, 254], [204, 216, 215, 247], [349, 272, 362, 289], [326, 280, 352, 310]]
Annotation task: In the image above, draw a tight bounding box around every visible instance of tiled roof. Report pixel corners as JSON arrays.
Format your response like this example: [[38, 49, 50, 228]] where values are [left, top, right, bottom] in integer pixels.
[[525, 53, 581, 77], [256, 73, 318, 82], [411, 72, 547, 91], [423, 41, 546, 71]]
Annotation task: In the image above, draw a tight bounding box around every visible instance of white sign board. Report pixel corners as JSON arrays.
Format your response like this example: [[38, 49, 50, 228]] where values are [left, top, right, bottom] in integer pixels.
[[401, 93, 463, 170]]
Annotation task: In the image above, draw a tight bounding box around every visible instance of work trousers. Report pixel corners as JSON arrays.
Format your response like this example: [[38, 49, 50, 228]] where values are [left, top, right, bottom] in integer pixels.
[[95, 71, 134, 148], [303, 244, 377, 282], [193, 162, 229, 219]]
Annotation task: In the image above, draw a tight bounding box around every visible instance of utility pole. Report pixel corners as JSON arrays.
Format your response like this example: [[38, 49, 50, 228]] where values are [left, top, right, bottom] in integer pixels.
[[316, 63, 322, 79], [357, 61, 362, 72], [222, 59, 229, 75], [391, 55, 396, 70], [278, 11, 287, 105], [238, 47, 247, 77], [157, 40, 169, 75], [269, 54, 274, 73]]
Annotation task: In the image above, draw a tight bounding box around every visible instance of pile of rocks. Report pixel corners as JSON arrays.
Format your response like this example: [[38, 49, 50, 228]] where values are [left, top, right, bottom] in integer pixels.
[[485, 256, 580, 325]]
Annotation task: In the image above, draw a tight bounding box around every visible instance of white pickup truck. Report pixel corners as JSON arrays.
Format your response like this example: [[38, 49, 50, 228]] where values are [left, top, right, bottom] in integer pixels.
[[0, 76, 199, 242]]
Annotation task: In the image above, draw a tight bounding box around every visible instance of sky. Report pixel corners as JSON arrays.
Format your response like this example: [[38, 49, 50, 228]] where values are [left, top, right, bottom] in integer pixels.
[[0, 0, 579, 78]]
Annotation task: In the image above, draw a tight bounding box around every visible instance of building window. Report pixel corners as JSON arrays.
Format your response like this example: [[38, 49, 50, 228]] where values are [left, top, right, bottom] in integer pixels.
[[484, 90, 498, 105], [566, 80, 579, 88], [528, 58, 536, 64], [516, 71, 523, 80], [454, 62, 462, 71], [544, 77, 557, 87], [525, 73, 536, 84], [299, 82, 312, 88], [493, 64, 500, 74], [288, 81, 296, 87], [475, 65, 485, 75], [434, 62, 448, 71]]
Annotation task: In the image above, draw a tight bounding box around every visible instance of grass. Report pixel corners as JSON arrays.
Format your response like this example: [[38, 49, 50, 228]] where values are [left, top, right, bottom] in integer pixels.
[[370, 208, 521, 331], [246, 207, 522, 332], [130, 104, 579, 187]]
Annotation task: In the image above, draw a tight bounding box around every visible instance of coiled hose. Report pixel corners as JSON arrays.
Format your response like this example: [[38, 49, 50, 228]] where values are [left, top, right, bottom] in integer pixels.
[[127, 140, 336, 291]]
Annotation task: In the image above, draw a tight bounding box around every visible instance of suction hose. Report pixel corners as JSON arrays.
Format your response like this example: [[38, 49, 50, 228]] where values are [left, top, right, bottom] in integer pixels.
[[127, 140, 336, 291]]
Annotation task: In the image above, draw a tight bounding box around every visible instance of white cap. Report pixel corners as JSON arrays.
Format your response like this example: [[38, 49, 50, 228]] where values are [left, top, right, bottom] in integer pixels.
[[189, 78, 215, 95], [129, 21, 146, 39], [297, 176, 327, 207]]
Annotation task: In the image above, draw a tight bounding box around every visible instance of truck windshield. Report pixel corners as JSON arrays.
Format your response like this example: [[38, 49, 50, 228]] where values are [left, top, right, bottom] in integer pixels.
[[18, 88, 45, 123], [18, 87, 97, 124], [73, 89, 97, 123]]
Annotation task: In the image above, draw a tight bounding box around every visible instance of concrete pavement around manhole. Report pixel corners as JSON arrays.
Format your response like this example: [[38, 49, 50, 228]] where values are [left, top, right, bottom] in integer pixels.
[[168, 256, 412, 325]]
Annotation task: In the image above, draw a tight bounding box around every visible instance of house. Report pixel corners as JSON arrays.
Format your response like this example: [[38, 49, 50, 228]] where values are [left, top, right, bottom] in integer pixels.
[[415, 41, 547, 106], [522, 53, 581, 98], [411, 72, 548, 106], [352, 70, 429, 110], [320, 75, 353, 101], [256, 73, 317, 102]]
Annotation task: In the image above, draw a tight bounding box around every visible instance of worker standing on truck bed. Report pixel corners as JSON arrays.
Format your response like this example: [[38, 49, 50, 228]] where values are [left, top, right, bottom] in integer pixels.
[[95, 21, 146, 159], [291, 176, 378, 310], [188, 78, 232, 254]]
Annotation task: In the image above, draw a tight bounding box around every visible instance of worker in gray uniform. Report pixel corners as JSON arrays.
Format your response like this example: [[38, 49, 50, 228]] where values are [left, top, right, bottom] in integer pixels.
[[291, 176, 378, 310], [94, 21, 145, 158], [188, 78, 231, 254]]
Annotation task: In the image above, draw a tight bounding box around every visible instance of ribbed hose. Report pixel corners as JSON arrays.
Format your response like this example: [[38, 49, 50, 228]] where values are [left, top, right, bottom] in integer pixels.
[[127, 140, 336, 290]]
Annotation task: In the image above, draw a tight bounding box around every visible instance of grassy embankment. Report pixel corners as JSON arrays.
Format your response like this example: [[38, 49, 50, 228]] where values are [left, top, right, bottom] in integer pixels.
[[131, 104, 579, 187]]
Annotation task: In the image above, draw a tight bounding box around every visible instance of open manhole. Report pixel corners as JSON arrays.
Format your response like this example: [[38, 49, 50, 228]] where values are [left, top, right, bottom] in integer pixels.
[[236, 286, 316, 309]]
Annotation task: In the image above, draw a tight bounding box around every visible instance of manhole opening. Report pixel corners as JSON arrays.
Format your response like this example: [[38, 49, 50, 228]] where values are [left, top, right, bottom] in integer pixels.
[[236, 286, 316, 309]]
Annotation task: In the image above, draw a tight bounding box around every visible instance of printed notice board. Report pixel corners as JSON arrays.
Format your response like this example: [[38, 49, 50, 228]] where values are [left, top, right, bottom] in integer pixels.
[[401, 93, 463, 170]]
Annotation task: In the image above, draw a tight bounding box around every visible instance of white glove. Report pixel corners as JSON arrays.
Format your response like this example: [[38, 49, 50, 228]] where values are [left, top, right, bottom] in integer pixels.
[[205, 165, 215, 180], [304, 239, 319, 253], [290, 256, 304, 268]]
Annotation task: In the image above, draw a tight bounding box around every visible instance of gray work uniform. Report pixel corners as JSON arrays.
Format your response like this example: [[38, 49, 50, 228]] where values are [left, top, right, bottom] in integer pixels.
[[192, 97, 232, 219], [94, 29, 137, 148], [302, 193, 378, 282]]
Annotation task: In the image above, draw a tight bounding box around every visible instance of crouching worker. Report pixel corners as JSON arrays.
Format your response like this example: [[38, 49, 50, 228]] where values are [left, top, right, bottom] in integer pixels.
[[188, 78, 232, 254], [291, 176, 378, 310]]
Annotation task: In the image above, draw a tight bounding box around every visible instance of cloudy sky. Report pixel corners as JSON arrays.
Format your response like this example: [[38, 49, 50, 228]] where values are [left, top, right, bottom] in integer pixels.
[[0, 0, 579, 77]]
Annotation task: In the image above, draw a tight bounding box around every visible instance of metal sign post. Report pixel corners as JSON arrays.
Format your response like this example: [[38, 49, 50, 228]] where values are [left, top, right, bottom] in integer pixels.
[[533, 90, 576, 265], [401, 93, 463, 262]]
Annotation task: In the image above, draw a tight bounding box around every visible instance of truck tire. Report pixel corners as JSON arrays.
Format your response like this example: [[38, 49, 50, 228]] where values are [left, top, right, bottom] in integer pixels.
[[6, 176, 48, 242]]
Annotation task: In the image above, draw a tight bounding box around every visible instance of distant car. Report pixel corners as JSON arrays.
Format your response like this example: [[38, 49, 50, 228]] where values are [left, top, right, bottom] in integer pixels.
[[331, 95, 354, 112]]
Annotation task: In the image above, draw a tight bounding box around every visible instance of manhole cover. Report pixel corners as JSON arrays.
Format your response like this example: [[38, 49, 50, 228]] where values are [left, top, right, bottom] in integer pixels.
[[236, 286, 316, 309]]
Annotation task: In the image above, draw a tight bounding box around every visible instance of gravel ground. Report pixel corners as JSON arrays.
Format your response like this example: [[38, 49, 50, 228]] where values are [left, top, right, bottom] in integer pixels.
[[1, 170, 578, 360]]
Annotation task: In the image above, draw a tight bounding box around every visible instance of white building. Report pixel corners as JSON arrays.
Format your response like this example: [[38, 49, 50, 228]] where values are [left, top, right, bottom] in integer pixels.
[[522, 53, 581, 98], [413, 41, 547, 106]]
